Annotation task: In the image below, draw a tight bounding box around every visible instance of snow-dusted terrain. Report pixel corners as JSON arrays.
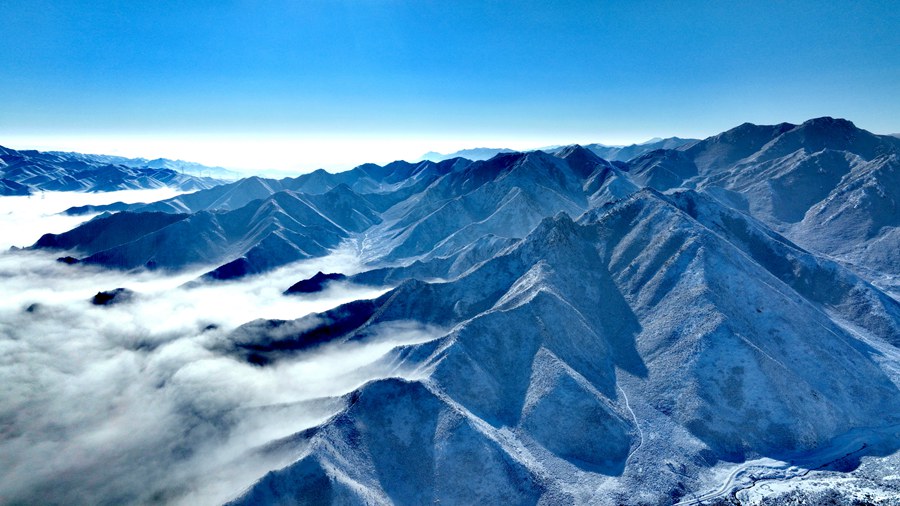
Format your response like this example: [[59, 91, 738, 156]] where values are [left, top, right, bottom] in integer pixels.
[[0, 145, 226, 195], [627, 118, 900, 283], [4, 117, 900, 505]]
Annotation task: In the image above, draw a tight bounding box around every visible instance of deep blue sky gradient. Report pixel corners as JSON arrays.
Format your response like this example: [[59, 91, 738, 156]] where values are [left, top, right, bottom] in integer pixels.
[[2, 0, 898, 166]]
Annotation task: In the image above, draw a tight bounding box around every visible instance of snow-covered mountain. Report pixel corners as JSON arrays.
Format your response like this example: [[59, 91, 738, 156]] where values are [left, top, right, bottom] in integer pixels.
[[226, 189, 900, 505], [624, 118, 900, 279], [33, 119, 900, 288], [36, 186, 383, 279], [21, 117, 900, 504], [45, 151, 241, 179], [0, 145, 226, 195], [61, 158, 464, 216], [36, 148, 642, 281]]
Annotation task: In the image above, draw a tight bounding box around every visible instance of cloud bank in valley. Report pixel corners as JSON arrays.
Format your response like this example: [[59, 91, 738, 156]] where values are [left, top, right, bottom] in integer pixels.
[[0, 189, 184, 250], [0, 192, 440, 505]]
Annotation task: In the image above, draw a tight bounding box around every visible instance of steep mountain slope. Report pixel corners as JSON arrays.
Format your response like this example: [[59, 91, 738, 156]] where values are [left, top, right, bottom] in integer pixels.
[[34, 211, 190, 255], [362, 147, 629, 263], [31, 118, 899, 284], [349, 146, 636, 284], [419, 138, 698, 164], [0, 145, 224, 194], [628, 117, 899, 191], [14, 117, 900, 503], [226, 189, 900, 505], [0, 178, 30, 196], [623, 118, 900, 277], [790, 154, 900, 277]]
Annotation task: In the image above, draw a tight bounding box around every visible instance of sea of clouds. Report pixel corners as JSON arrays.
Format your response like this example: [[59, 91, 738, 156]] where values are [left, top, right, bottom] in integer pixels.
[[0, 191, 440, 505]]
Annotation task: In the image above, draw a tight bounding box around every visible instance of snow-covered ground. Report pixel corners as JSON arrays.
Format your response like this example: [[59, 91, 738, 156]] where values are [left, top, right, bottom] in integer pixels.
[[677, 424, 900, 505]]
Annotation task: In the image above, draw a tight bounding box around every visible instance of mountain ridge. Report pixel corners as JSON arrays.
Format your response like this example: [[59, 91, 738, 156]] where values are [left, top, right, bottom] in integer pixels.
[[420, 137, 700, 164], [45, 151, 241, 179], [0, 144, 225, 195], [621, 117, 900, 278]]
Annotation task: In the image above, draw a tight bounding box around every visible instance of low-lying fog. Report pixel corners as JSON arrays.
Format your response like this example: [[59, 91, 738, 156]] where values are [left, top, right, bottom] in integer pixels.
[[0, 188, 184, 250], [0, 191, 439, 505]]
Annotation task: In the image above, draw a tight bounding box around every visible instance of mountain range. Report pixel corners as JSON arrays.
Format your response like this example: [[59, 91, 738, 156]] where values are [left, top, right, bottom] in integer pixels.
[[0, 145, 228, 195], [627, 117, 900, 281], [578, 136, 699, 162], [44, 150, 241, 179], [420, 147, 518, 162], [419, 137, 699, 163], [35, 119, 900, 289], [24, 117, 900, 504]]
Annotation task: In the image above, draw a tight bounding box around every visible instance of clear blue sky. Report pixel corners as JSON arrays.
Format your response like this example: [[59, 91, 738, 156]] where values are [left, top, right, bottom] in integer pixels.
[[2, 0, 898, 170]]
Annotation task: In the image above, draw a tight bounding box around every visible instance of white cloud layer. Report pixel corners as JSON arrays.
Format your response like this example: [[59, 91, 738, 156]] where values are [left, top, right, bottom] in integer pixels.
[[0, 192, 440, 505], [0, 189, 184, 250]]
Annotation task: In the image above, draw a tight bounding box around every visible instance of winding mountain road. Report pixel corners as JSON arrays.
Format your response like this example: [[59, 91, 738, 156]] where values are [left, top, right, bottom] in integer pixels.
[[618, 384, 644, 465]]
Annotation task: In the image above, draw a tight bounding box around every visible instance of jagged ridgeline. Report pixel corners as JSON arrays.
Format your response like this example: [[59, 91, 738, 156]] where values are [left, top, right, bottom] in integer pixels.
[[25, 118, 900, 504]]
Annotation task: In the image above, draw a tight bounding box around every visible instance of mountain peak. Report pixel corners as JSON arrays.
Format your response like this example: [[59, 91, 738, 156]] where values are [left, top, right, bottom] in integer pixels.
[[553, 144, 608, 179], [555, 144, 599, 160], [800, 116, 857, 130], [722, 120, 796, 138]]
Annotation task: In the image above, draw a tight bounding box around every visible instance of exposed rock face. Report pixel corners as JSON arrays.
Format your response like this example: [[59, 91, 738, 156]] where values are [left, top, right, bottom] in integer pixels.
[[91, 288, 134, 306], [284, 272, 348, 295]]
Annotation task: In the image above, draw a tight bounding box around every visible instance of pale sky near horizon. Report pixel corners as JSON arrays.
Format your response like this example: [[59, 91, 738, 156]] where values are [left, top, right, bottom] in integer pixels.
[[2, 0, 897, 173]]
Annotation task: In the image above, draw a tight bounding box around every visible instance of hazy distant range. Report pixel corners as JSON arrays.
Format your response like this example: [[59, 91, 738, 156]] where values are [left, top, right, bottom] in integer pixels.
[[420, 136, 699, 162]]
